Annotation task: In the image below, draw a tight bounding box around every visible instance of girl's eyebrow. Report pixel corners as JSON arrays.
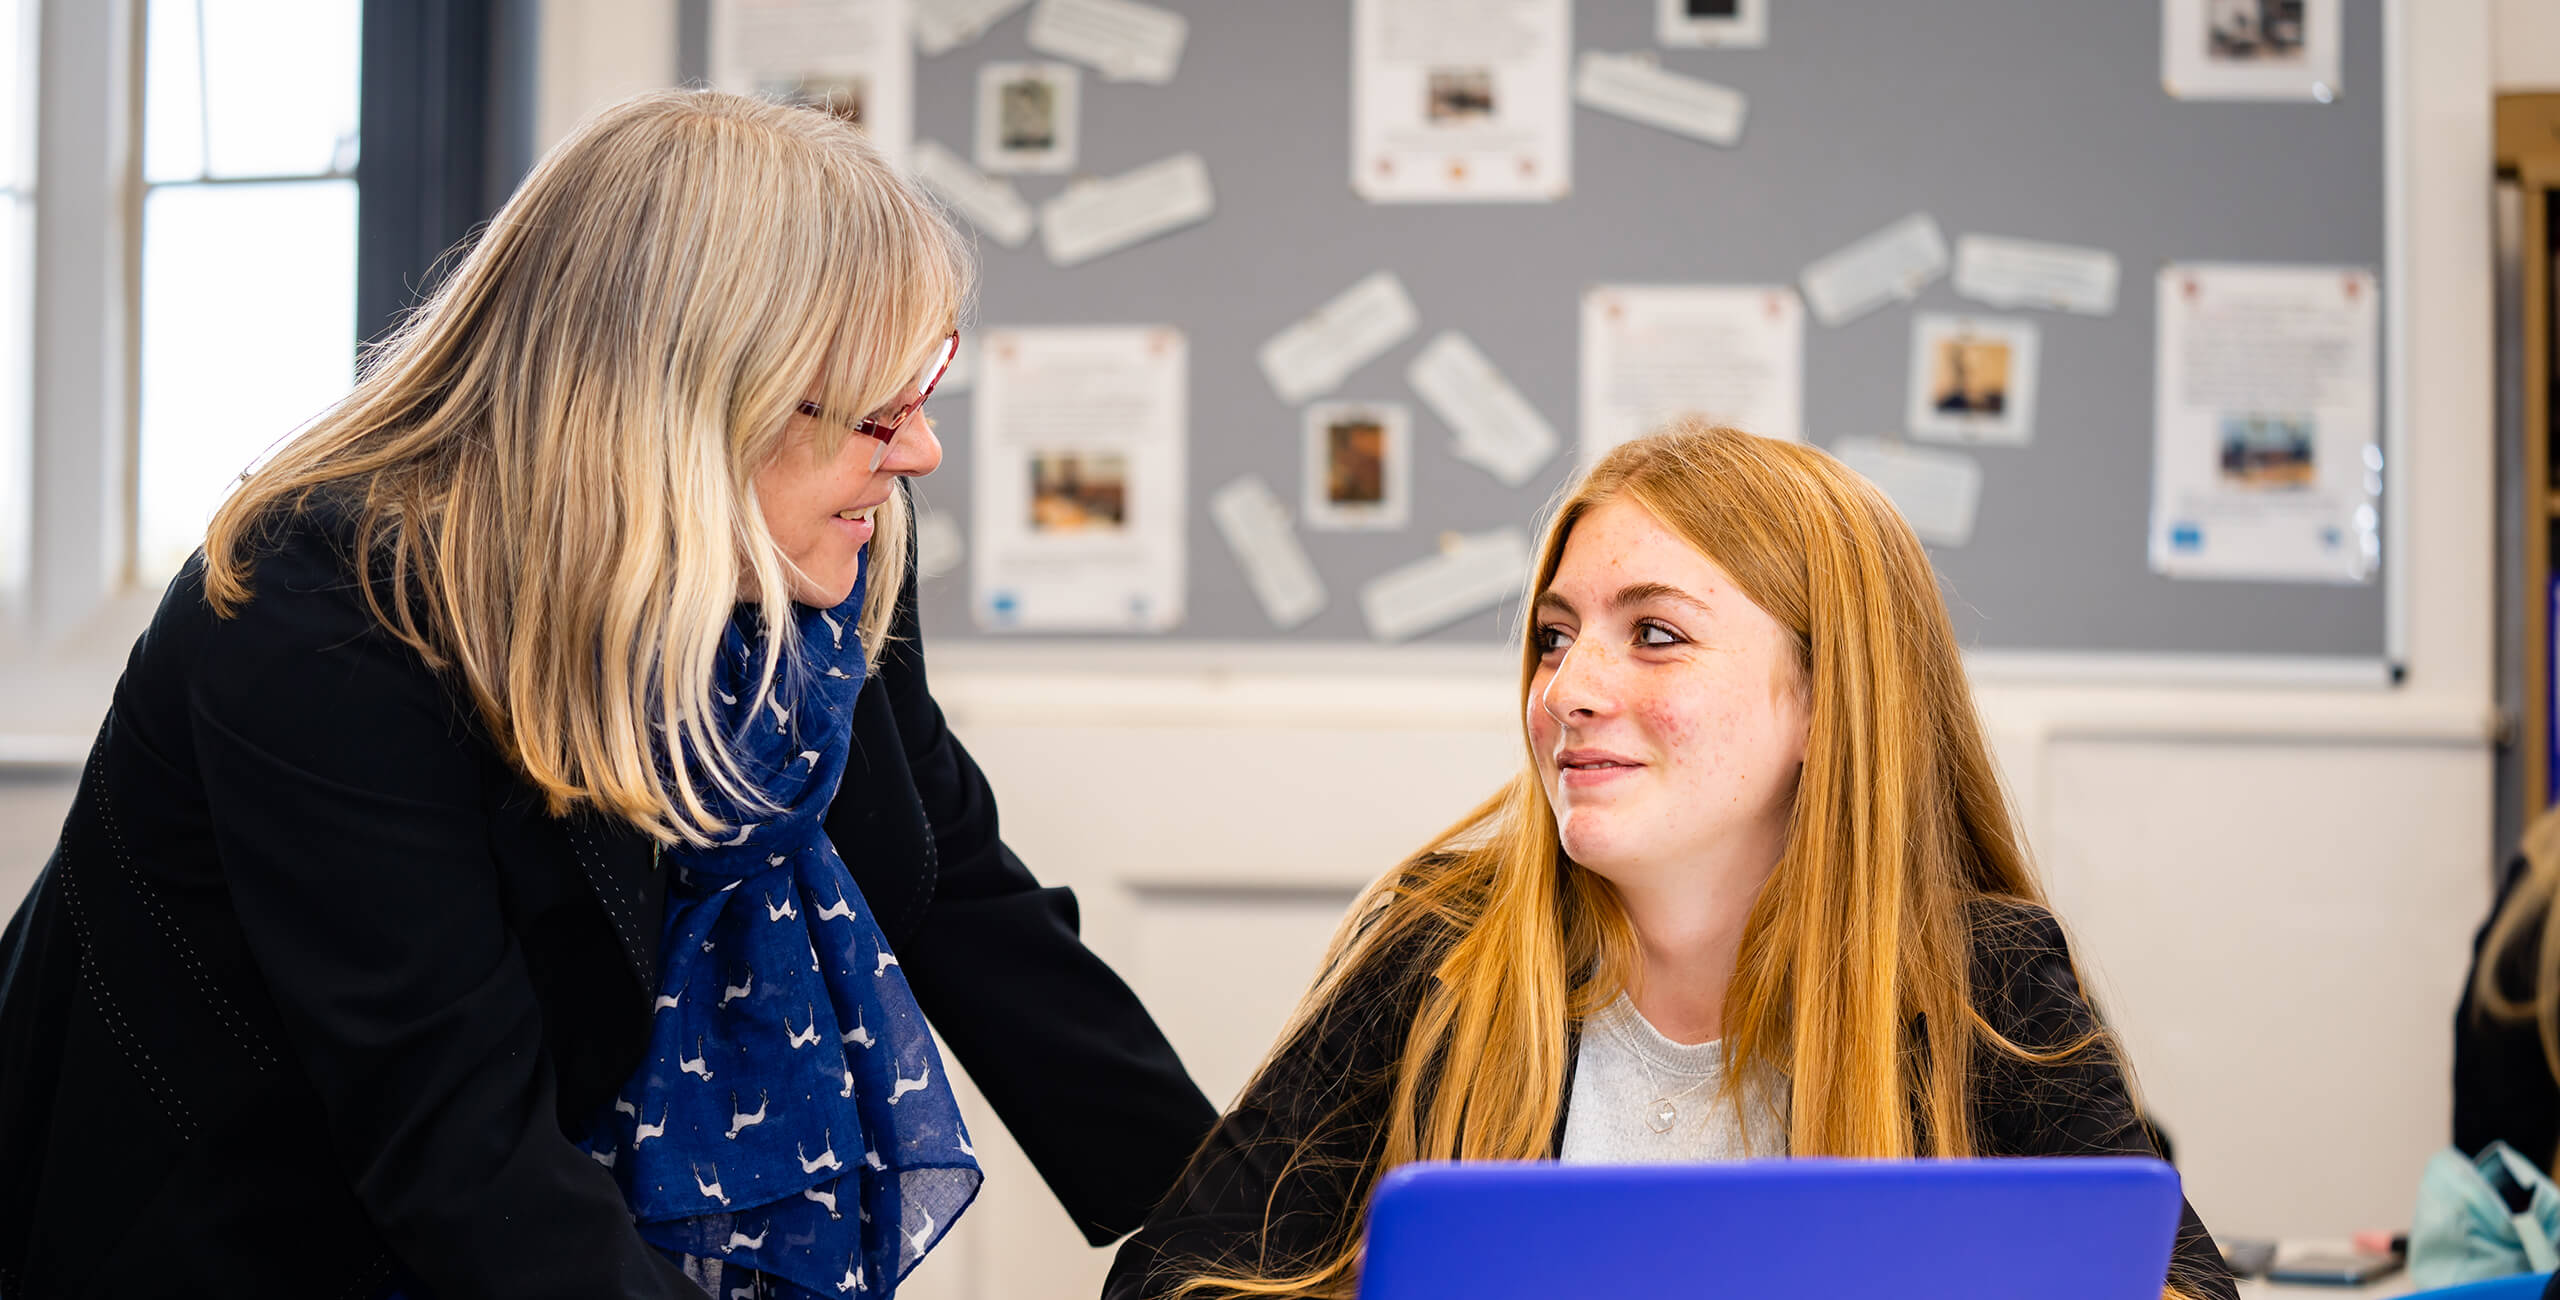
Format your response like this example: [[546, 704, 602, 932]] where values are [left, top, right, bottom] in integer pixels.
[[1534, 583, 1711, 620]]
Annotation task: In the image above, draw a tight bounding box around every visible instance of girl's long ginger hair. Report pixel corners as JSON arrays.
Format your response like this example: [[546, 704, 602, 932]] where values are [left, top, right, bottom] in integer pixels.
[[199, 90, 970, 845], [1184, 422, 2172, 1299]]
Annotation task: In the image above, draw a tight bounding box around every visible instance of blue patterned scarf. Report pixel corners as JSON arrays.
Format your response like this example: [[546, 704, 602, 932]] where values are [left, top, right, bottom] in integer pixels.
[[580, 560, 982, 1299]]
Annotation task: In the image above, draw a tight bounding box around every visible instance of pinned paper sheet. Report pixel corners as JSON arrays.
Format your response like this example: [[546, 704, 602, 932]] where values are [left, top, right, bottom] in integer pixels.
[[1352, 0, 1572, 203], [1574, 53, 1746, 148], [711, 0, 912, 169], [1408, 332, 1560, 488], [1026, 0, 1186, 84], [914, 508, 965, 582], [1257, 271, 1420, 406], [915, 0, 1030, 56], [971, 327, 1188, 631], [1800, 213, 1949, 327], [2149, 264, 2379, 582], [1581, 285, 1804, 459], [1361, 528, 1534, 643], [1952, 235, 2120, 316], [911, 140, 1035, 248], [1210, 475, 1327, 630], [1832, 438, 1982, 548], [1039, 151, 1214, 267]]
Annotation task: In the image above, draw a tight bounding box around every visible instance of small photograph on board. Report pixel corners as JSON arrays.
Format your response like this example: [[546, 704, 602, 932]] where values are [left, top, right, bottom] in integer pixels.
[[764, 73, 866, 125], [1302, 401, 1413, 531], [975, 60, 1080, 175], [2218, 413, 2317, 490], [1906, 313, 2039, 445], [2206, 0, 2304, 62], [1658, 0, 1767, 49], [1426, 68, 1496, 124], [2162, 0, 2340, 101], [1028, 451, 1128, 532]]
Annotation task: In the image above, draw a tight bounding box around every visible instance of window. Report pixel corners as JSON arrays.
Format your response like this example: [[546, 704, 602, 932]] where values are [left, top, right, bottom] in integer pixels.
[[0, 0, 35, 602], [136, 0, 360, 578]]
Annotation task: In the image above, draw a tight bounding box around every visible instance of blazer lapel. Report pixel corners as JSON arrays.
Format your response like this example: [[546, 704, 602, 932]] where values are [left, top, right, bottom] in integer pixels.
[[561, 816, 667, 994]]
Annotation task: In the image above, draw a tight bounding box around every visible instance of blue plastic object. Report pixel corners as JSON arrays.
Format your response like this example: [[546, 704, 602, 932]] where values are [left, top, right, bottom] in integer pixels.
[[1355, 1158, 2184, 1300], [2401, 1273, 2555, 1299]]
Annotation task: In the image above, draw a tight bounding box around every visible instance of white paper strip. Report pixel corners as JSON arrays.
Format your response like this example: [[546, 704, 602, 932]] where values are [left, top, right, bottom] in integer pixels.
[[1360, 528, 1535, 643], [1832, 438, 1983, 547], [1209, 475, 1328, 630], [1257, 271, 1421, 406], [911, 140, 1035, 248], [915, 0, 1031, 56], [1407, 331, 1560, 487], [1799, 213, 1949, 328], [1573, 52, 1746, 147], [1952, 235, 2121, 316], [1025, 0, 1186, 84], [1039, 151, 1215, 267]]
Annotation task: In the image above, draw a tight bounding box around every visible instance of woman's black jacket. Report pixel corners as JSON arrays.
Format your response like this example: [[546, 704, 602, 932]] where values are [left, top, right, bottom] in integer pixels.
[[1102, 901, 2239, 1300], [0, 509, 1217, 1298]]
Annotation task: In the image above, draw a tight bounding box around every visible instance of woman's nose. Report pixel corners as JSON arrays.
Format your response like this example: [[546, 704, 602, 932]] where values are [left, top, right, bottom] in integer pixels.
[[880, 415, 943, 479]]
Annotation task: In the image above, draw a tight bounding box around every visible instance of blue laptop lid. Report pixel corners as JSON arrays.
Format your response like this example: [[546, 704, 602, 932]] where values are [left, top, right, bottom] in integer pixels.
[[1356, 1158, 2183, 1300]]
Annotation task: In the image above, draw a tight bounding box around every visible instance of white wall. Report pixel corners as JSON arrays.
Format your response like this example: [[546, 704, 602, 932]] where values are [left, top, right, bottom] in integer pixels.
[[2498, 0, 2560, 90]]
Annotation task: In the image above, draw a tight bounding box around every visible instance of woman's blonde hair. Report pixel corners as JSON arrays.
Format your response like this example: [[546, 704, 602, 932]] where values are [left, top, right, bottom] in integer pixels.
[[1184, 421, 2193, 1298], [2472, 805, 2560, 1169], [201, 89, 971, 844]]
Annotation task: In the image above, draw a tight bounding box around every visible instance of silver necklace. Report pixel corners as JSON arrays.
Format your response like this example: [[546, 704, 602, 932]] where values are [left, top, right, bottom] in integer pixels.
[[1607, 1007, 1721, 1135]]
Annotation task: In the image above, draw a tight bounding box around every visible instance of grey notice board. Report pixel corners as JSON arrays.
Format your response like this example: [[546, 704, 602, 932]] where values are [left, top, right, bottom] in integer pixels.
[[688, 1, 2392, 661]]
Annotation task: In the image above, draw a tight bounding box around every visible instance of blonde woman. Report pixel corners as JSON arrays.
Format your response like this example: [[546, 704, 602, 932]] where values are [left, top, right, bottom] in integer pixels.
[[2455, 806, 2560, 1173], [0, 92, 1213, 1298], [1104, 423, 2236, 1300]]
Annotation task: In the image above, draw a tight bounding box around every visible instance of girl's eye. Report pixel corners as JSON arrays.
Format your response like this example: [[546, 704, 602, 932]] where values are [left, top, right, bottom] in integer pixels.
[[1535, 625, 1573, 654], [1636, 621, 1683, 647]]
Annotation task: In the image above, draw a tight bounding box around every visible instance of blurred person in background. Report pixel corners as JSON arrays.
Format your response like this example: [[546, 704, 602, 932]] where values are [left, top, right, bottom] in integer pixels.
[[0, 90, 1213, 1299], [2456, 806, 2560, 1174]]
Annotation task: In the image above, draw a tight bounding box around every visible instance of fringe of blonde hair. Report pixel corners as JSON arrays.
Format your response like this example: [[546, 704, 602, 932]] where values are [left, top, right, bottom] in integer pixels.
[[202, 89, 971, 844]]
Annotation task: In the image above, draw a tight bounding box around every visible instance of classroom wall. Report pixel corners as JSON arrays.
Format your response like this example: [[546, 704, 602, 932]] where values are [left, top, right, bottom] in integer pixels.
[[2499, 0, 2560, 90], [0, 4, 2506, 1298], [522, 8, 2503, 1295]]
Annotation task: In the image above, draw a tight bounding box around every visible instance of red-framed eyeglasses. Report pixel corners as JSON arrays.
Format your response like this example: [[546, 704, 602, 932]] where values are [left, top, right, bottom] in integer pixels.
[[798, 330, 960, 441]]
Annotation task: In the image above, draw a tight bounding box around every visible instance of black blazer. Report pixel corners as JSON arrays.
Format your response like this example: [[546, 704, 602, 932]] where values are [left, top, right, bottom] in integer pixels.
[[1102, 901, 2238, 1300], [0, 507, 1217, 1299]]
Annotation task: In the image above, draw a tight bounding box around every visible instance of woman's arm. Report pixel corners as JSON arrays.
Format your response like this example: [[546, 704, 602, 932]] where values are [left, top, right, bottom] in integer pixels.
[[191, 542, 696, 1299], [1969, 903, 2240, 1300], [837, 534, 1218, 1244], [1103, 951, 1424, 1300]]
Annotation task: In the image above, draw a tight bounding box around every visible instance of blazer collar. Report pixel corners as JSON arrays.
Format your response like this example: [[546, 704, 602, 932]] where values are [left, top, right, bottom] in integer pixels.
[[562, 816, 667, 994]]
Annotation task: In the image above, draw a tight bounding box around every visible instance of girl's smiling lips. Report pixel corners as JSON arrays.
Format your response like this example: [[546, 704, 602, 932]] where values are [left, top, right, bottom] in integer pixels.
[[1554, 746, 1645, 788]]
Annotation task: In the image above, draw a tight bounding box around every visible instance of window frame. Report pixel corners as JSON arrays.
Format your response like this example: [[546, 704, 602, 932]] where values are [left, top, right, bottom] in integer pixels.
[[0, 0, 533, 756]]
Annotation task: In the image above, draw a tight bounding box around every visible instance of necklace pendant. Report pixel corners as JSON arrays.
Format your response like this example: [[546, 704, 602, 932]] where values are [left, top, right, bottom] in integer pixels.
[[1646, 1098, 1677, 1133]]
